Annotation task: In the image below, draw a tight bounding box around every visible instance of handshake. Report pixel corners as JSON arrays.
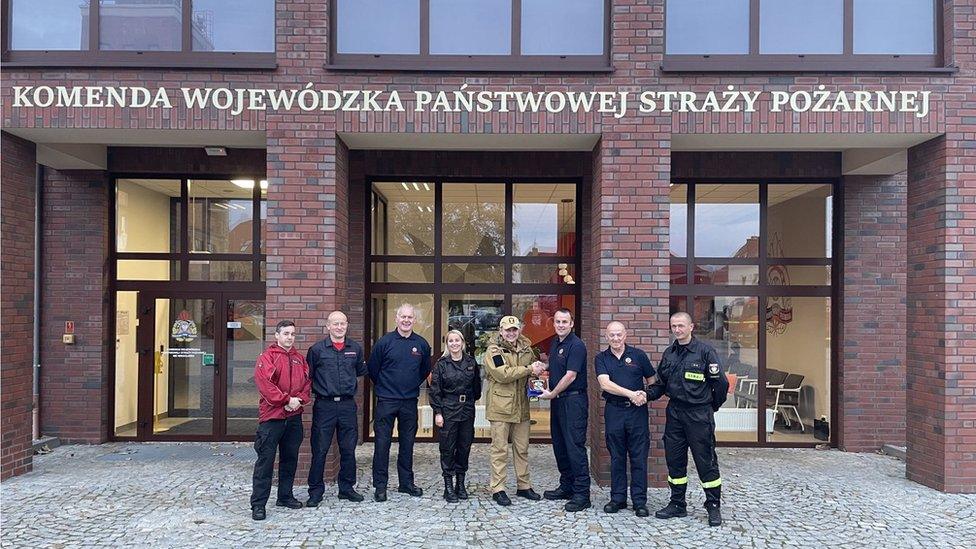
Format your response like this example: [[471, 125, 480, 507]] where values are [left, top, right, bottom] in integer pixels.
[[628, 390, 648, 406], [283, 396, 302, 412], [530, 361, 547, 377]]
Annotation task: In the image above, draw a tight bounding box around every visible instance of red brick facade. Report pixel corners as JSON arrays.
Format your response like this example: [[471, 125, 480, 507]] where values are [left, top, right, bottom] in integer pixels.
[[1, 132, 36, 480], [2, 0, 974, 492]]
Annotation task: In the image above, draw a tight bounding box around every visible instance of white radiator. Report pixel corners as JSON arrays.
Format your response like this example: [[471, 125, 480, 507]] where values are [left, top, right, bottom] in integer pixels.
[[715, 408, 776, 433]]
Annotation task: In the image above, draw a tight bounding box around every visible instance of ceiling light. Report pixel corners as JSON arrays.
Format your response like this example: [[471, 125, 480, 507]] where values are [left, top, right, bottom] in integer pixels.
[[232, 179, 255, 189], [412, 183, 420, 191], [423, 183, 430, 191], [259, 180, 268, 190], [204, 146, 227, 157], [401, 182, 410, 191]]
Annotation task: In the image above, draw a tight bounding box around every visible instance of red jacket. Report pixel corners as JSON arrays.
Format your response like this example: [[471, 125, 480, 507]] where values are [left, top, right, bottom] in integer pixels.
[[255, 344, 312, 422]]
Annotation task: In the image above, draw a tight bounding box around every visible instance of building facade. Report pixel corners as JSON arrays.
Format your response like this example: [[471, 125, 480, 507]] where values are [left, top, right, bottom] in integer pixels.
[[1, 0, 973, 493]]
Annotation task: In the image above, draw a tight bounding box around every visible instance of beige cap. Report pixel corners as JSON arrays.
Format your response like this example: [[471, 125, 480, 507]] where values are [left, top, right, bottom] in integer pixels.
[[499, 315, 521, 330]]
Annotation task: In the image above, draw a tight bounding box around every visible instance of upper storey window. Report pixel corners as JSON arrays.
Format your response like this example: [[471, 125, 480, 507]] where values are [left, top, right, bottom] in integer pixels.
[[663, 0, 942, 72], [330, 0, 610, 72], [3, 0, 276, 68]]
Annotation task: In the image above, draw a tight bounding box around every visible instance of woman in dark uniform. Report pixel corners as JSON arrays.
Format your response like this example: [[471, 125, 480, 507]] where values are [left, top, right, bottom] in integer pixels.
[[430, 329, 482, 502]]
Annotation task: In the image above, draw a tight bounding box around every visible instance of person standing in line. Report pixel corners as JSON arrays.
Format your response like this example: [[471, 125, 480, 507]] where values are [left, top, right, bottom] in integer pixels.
[[250, 320, 311, 521], [429, 329, 481, 502]]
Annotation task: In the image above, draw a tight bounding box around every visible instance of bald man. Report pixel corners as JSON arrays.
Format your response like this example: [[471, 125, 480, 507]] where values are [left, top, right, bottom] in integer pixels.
[[595, 322, 656, 517], [306, 311, 368, 506], [647, 312, 728, 527]]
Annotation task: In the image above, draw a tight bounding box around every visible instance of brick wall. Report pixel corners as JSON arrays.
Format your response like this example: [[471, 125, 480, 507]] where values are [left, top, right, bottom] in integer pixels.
[[39, 169, 111, 444], [1, 132, 36, 480], [840, 174, 908, 451]]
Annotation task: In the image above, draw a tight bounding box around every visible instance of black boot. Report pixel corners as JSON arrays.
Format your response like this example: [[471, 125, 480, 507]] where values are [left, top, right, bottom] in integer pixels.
[[443, 475, 459, 503], [704, 485, 722, 526], [655, 482, 687, 519], [455, 474, 469, 500]]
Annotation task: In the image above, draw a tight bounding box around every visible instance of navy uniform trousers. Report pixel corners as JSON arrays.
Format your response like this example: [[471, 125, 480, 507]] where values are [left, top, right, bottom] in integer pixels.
[[307, 397, 359, 500], [604, 401, 650, 506], [371, 397, 419, 489], [550, 392, 591, 501]]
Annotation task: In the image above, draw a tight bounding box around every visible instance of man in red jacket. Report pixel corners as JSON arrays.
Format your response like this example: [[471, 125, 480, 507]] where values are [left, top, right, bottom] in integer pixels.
[[250, 320, 312, 521]]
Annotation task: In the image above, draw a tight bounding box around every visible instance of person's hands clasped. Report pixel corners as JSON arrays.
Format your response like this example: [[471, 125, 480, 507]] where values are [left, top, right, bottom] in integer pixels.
[[629, 390, 647, 406], [435, 413, 444, 428], [284, 396, 301, 412]]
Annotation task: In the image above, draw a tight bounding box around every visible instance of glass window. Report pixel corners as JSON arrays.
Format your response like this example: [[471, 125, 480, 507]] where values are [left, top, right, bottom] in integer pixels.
[[191, 0, 275, 53], [153, 297, 216, 435], [854, 0, 935, 54], [225, 299, 264, 436], [430, 0, 511, 55], [372, 262, 434, 283], [188, 260, 253, 281], [695, 265, 759, 286], [10, 0, 88, 50], [372, 182, 434, 255], [513, 263, 576, 284], [694, 296, 760, 443], [114, 291, 139, 437], [768, 265, 831, 286], [188, 180, 254, 254], [760, 0, 843, 54], [336, 0, 420, 54], [670, 184, 687, 257], [521, 0, 603, 55], [766, 297, 831, 443], [442, 183, 505, 256], [442, 264, 505, 284], [117, 260, 179, 281], [513, 184, 576, 256], [694, 184, 759, 258], [116, 179, 181, 253], [768, 184, 832, 258], [99, 0, 183, 51], [666, 0, 749, 54]]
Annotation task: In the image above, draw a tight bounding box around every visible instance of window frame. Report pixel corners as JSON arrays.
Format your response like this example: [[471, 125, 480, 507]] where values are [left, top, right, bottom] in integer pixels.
[[327, 0, 612, 73], [1, 0, 276, 69], [662, 0, 948, 73]]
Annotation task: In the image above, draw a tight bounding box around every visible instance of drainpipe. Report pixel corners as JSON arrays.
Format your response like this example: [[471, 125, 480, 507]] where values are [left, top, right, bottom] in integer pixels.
[[33, 164, 43, 440]]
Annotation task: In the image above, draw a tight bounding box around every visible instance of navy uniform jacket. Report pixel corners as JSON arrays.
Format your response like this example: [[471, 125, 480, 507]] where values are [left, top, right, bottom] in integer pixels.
[[648, 337, 729, 410], [548, 331, 587, 393], [306, 337, 367, 398], [367, 330, 432, 400]]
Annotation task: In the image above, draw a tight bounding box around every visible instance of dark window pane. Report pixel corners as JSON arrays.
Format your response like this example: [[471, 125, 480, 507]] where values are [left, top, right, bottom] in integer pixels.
[[99, 0, 182, 51], [521, 0, 603, 55], [670, 184, 687, 257], [442, 183, 505, 256], [337, 0, 420, 54], [666, 0, 749, 54], [513, 184, 577, 256], [191, 0, 275, 52], [768, 184, 832, 258], [372, 182, 434, 256], [694, 184, 759, 258], [760, 0, 843, 54], [11, 0, 88, 50], [854, 0, 935, 54], [430, 0, 511, 55], [670, 263, 687, 286]]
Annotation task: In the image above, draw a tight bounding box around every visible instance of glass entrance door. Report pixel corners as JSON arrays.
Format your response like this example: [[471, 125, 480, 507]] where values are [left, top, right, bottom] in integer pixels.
[[133, 291, 264, 440]]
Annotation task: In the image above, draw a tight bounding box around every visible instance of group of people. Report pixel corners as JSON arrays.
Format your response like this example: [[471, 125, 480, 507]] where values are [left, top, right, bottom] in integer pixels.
[[249, 305, 729, 528]]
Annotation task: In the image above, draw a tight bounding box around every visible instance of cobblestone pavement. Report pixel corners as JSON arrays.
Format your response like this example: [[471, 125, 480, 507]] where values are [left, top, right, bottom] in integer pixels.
[[1, 442, 974, 548]]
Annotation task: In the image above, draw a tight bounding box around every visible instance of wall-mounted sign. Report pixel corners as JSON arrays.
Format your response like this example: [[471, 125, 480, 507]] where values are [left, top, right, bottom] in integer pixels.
[[226, 321, 242, 329]]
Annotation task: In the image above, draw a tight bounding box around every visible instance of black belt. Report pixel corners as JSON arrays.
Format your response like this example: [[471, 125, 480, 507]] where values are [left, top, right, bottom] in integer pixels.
[[316, 395, 353, 402], [443, 394, 473, 403], [606, 399, 643, 407], [555, 390, 585, 399]]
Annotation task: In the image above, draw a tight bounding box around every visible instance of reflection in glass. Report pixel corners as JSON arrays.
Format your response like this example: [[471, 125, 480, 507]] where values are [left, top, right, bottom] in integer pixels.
[[670, 264, 688, 286], [666, 0, 749, 54], [337, 0, 420, 54], [694, 296, 760, 443], [441, 294, 504, 439], [670, 184, 687, 257], [116, 179, 181, 253], [154, 298, 216, 435], [512, 264, 576, 284], [694, 184, 759, 258], [372, 182, 434, 255], [442, 183, 505, 256], [99, 0, 182, 51], [114, 291, 139, 437], [368, 294, 434, 438], [854, 0, 935, 54], [372, 262, 434, 283], [768, 184, 832, 258], [521, 0, 604, 55], [430, 0, 511, 55], [767, 265, 831, 286], [442, 264, 504, 284], [695, 265, 759, 286], [189, 180, 254, 254], [512, 294, 575, 438], [513, 184, 576, 256], [11, 0, 87, 50], [192, 0, 275, 52], [188, 260, 252, 281], [226, 300, 264, 436], [760, 0, 843, 54], [766, 297, 831, 443]]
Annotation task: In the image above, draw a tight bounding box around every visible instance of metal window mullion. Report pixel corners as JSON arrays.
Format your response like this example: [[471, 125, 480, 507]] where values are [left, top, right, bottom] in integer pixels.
[[512, 0, 521, 56], [182, 0, 192, 52], [420, 0, 430, 56], [749, 0, 760, 55], [844, 0, 854, 55]]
